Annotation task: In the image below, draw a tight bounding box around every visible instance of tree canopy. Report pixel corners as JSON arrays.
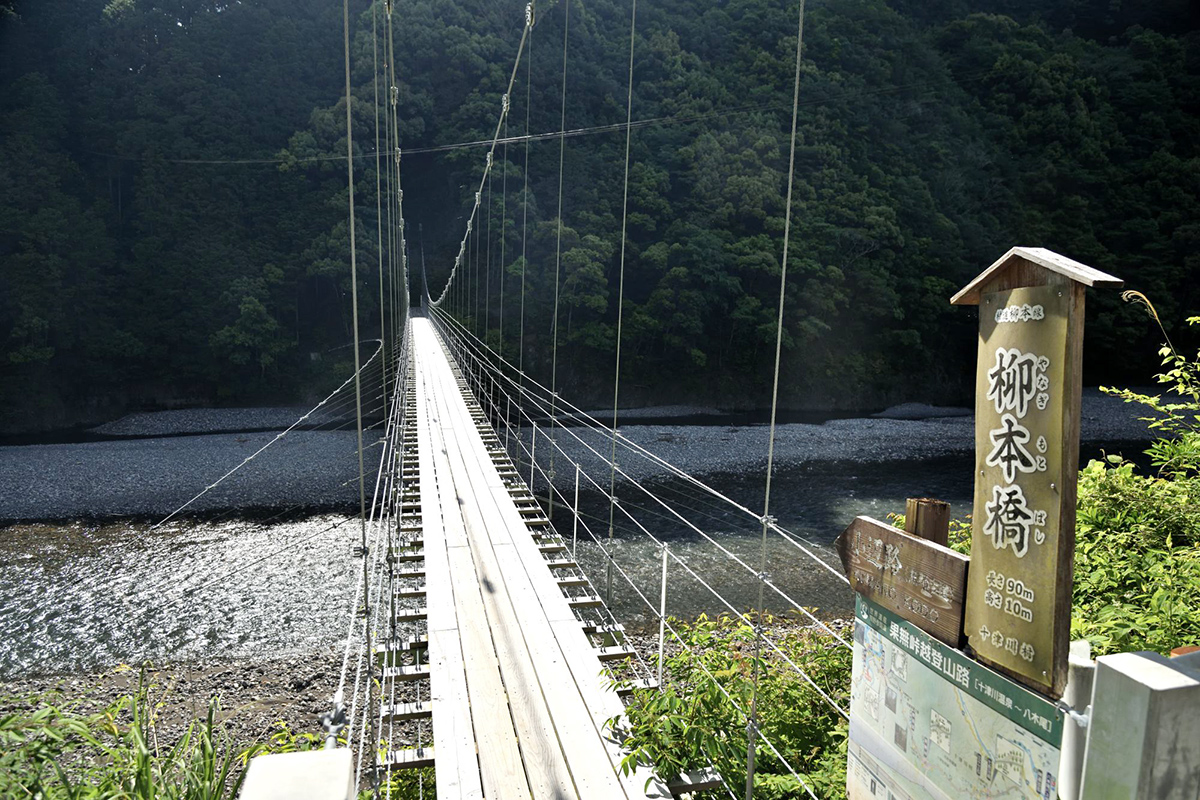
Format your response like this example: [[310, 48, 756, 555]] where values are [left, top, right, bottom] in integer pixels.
[[1, 0, 1196, 431]]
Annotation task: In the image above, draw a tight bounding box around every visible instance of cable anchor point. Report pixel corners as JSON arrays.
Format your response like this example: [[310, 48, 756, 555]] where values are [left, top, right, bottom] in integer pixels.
[[319, 698, 347, 749]]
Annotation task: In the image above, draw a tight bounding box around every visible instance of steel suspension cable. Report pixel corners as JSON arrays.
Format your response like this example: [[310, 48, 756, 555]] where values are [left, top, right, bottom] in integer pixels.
[[747, 4, 808, 795], [431, 308, 850, 651], [341, 0, 373, 746], [373, 0, 389, 424], [548, 0, 570, 523], [430, 309, 848, 723], [429, 305, 847, 585], [519, 3, 532, 385], [606, 0, 638, 609], [428, 13, 532, 308]]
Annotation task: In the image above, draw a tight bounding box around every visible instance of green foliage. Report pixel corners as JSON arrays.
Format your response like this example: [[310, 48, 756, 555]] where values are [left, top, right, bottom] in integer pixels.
[[3, 0, 1198, 427], [0, 671, 257, 799], [614, 614, 850, 799], [1072, 457, 1200, 656], [1104, 314, 1200, 478]]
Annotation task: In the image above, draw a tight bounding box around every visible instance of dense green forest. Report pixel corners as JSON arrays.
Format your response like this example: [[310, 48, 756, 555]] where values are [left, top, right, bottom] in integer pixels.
[[1, 0, 1197, 432]]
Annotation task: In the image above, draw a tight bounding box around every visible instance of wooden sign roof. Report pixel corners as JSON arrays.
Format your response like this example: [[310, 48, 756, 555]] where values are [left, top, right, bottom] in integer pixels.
[[951, 247, 1123, 306]]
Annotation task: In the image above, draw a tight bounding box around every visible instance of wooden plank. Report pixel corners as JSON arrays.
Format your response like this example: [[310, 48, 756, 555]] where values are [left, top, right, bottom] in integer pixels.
[[425, 341, 577, 800], [431, 349, 667, 800], [413, 349, 483, 800], [379, 747, 436, 771], [381, 701, 433, 722], [834, 515, 968, 646], [667, 768, 724, 797], [422, 338, 530, 800]]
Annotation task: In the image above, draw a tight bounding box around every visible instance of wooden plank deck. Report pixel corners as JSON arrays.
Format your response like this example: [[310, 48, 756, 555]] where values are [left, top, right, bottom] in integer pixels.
[[407, 317, 669, 800]]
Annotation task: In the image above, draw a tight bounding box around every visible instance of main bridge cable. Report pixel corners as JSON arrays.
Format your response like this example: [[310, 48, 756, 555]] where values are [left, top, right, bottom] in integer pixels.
[[427, 5, 533, 309], [338, 0, 374, 756], [747, 3, 808, 795], [607, 0, 638, 610], [547, 0, 570, 526]]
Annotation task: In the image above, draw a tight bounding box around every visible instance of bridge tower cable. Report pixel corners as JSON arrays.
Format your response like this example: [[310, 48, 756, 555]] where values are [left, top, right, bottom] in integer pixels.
[[746, 2, 808, 797], [548, 0, 570, 525], [519, 2, 533, 392], [486, 162, 493, 345], [499, 109, 508, 373], [607, 0, 638, 608], [372, 0, 389, 424], [340, 0, 373, 745]]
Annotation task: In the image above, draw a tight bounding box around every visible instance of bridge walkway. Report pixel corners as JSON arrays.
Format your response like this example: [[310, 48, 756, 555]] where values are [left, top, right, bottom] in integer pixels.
[[380, 317, 668, 800]]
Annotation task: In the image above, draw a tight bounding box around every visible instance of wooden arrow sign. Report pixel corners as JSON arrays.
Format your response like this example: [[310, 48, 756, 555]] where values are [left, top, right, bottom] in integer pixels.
[[835, 516, 969, 646]]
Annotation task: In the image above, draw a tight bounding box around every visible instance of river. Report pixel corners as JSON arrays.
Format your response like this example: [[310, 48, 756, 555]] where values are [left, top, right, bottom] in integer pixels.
[[0, 396, 1152, 678]]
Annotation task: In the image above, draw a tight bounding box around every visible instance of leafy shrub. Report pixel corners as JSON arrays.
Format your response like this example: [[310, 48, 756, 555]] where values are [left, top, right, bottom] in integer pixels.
[[614, 613, 850, 799], [0, 672, 256, 799]]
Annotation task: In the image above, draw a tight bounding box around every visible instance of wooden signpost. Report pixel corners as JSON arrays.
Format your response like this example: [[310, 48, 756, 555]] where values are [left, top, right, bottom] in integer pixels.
[[952, 246, 1121, 698], [835, 515, 968, 646]]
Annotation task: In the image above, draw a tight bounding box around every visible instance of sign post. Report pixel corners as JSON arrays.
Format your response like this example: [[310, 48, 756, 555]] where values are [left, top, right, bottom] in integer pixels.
[[951, 247, 1121, 698], [835, 515, 968, 646]]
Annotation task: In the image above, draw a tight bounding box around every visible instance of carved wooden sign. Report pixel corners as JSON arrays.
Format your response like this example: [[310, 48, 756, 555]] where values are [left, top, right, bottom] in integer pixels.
[[952, 247, 1122, 697], [835, 515, 968, 646]]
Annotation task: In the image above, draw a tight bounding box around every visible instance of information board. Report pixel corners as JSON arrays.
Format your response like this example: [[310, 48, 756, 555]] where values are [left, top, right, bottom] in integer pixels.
[[849, 596, 1063, 800], [836, 516, 969, 646], [964, 285, 1072, 695]]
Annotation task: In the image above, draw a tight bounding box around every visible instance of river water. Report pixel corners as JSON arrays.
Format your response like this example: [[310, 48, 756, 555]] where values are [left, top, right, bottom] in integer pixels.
[[0, 406, 1148, 678]]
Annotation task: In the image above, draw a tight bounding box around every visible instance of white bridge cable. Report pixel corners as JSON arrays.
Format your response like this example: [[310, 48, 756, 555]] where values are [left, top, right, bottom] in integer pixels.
[[430, 307, 852, 639], [430, 311, 850, 717], [336, 381, 399, 714], [429, 6, 535, 309], [489, 381, 850, 721], [428, 309, 849, 585], [432, 307, 849, 625], [440, 354, 822, 798], [150, 342, 384, 530]]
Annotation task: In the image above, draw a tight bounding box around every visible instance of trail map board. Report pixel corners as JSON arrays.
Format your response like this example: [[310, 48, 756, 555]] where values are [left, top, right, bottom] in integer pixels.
[[849, 596, 1063, 800]]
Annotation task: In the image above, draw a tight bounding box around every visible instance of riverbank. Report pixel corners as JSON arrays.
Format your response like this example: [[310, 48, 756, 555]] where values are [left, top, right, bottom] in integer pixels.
[[0, 389, 1153, 523], [0, 652, 344, 750]]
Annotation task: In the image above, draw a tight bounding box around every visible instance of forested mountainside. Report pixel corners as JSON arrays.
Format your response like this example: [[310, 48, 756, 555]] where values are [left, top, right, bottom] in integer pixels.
[[1, 0, 1197, 431]]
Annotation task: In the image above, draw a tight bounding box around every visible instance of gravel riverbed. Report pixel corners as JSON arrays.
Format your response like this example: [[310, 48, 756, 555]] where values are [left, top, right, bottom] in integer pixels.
[[0, 652, 344, 749], [0, 391, 1155, 737], [0, 389, 1152, 523]]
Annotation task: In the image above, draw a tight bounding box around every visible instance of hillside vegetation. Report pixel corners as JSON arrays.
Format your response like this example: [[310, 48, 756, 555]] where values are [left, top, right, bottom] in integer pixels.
[[2, 0, 1198, 430]]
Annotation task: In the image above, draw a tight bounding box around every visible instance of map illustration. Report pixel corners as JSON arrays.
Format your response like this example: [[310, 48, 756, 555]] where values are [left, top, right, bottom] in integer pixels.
[[848, 597, 1062, 800]]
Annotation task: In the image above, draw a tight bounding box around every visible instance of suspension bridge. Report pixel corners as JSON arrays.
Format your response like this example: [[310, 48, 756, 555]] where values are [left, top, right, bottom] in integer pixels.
[[190, 0, 861, 797]]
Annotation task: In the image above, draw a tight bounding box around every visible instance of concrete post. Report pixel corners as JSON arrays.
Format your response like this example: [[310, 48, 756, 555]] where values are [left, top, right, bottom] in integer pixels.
[[239, 749, 355, 800], [1080, 651, 1200, 800], [1058, 639, 1095, 800]]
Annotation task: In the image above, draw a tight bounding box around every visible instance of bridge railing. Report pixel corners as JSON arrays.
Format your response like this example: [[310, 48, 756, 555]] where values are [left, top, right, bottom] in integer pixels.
[[427, 304, 853, 798]]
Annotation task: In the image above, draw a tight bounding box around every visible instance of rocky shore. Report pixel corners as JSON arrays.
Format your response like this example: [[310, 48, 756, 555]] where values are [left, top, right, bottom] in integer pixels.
[[0, 652, 345, 749], [0, 388, 1153, 523]]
